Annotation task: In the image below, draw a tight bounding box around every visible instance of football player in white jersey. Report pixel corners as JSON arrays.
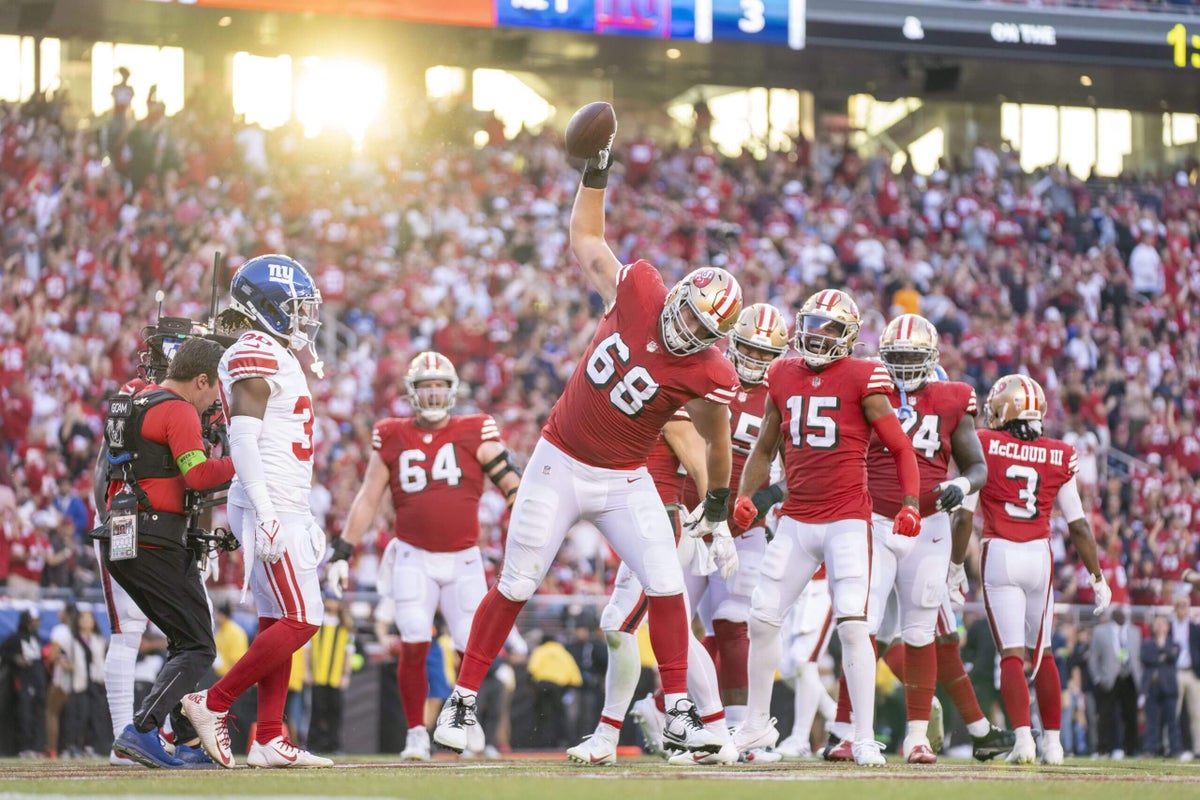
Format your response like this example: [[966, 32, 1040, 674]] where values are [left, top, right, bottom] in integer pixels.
[[183, 254, 333, 769]]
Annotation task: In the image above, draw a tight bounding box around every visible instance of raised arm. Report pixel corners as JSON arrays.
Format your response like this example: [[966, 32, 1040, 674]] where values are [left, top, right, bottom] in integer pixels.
[[569, 182, 622, 309]]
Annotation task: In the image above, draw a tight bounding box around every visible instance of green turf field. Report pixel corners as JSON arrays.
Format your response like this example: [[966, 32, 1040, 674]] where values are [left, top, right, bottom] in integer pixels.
[[2, 755, 1199, 799]]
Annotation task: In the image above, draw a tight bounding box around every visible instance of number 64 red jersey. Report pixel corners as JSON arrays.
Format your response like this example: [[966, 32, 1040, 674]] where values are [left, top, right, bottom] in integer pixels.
[[372, 414, 500, 552], [974, 429, 1078, 543]]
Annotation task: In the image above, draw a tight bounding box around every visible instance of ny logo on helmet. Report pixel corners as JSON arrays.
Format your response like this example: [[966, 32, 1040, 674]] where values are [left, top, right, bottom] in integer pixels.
[[268, 263, 295, 284]]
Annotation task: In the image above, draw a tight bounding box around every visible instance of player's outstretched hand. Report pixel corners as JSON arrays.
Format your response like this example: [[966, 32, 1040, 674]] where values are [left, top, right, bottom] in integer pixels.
[[709, 524, 739, 580], [1090, 574, 1112, 617], [685, 489, 732, 539], [947, 562, 968, 613], [934, 477, 971, 513], [254, 516, 285, 563], [893, 505, 921, 538], [325, 560, 348, 598]]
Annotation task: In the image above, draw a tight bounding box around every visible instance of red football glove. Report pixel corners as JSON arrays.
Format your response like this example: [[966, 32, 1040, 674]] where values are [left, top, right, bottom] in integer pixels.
[[733, 495, 759, 530], [893, 505, 921, 538]]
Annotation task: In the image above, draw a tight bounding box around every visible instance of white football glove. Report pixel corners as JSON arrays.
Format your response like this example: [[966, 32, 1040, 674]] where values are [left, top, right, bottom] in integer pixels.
[[1090, 573, 1112, 617], [708, 525, 739, 580], [948, 561, 968, 613], [325, 560, 349, 599], [253, 516, 285, 564]]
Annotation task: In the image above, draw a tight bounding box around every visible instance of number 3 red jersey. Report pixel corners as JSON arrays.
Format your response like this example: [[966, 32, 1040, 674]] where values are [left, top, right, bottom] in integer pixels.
[[975, 429, 1078, 543], [543, 260, 740, 470], [373, 414, 499, 552], [767, 355, 894, 523], [867, 381, 977, 517]]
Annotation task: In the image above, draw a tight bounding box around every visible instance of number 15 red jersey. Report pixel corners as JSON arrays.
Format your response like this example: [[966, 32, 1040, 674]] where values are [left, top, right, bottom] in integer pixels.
[[766, 355, 895, 523], [373, 414, 498, 552]]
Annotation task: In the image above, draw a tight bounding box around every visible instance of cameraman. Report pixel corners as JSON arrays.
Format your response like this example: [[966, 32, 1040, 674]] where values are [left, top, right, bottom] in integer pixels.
[[101, 337, 234, 768]]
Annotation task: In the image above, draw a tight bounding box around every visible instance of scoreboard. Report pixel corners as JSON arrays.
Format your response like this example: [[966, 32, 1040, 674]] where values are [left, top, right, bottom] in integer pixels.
[[147, 0, 808, 49]]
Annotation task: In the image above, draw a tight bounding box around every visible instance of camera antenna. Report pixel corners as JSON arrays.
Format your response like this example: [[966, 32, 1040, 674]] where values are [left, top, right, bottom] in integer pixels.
[[209, 250, 223, 335]]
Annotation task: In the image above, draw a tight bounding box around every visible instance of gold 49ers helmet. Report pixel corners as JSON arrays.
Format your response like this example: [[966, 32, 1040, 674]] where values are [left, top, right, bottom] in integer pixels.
[[879, 314, 940, 392], [986, 374, 1046, 430], [660, 267, 743, 356], [406, 351, 459, 423], [794, 289, 861, 368], [728, 303, 789, 385]]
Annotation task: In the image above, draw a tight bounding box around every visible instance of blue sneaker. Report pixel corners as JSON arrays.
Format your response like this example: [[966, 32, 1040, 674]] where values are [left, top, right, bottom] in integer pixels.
[[113, 724, 185, 768], [175, 743, 216, 768]]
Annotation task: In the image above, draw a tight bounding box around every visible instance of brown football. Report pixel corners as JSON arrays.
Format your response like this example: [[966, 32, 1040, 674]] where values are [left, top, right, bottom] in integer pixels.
[[564, 101, 617, 159]]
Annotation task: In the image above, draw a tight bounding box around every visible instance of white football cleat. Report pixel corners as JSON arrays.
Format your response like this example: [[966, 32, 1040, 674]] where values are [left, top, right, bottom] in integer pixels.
[[852, 740, 887, 766], [109, 749, 139, 766], [1006, 729, 1037, 765], [1041, 731, 1064, 766], [663, 699, 722, 754], [566, 732, 619, 766], [181, 691, 233, 769], [247, 736, 333, 768], [631, 694, 667, 758], [668, 743, 739, 766], [432, 691, 477, 754], [732, 718, 780, 754], [775, 734, 812, 760], [400, 726, 431, 762], [928, 696, 944, 754]]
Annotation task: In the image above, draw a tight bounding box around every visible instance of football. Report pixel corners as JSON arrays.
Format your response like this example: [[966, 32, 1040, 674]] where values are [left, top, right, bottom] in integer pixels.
[[564, 101, 617, 159]]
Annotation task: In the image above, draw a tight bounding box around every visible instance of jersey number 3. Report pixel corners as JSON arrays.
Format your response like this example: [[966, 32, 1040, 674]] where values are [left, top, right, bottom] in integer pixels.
[[399, 444, 463, 492], [1004, 464, 1040, 520], [292, 397, 314, 462], [586, 332, 660, 416]]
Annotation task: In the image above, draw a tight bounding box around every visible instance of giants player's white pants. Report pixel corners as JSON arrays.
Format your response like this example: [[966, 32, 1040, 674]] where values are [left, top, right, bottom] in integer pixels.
[[96, 539, 148, 739], [501, 440, 684, 602], [383, 539, 486, 651], [982, 537, 1054, 653], [230, 503, 325, 626], [867, 512, 952, 647]]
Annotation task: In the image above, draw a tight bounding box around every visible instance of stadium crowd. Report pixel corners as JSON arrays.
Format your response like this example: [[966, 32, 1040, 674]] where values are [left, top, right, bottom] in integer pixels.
[[1, 84, 1199, 756]]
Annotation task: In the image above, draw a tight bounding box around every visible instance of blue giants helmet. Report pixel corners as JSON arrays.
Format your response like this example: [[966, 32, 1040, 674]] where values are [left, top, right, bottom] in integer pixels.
[[229, 254, 322, 352]]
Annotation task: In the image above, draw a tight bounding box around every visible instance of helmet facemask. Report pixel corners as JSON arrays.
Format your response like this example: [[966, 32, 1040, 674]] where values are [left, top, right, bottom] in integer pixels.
[[795, 313, 858, 368], [880, 345, 938, 392], [408, 379, 457, 423], [660, 288, 723, 356]]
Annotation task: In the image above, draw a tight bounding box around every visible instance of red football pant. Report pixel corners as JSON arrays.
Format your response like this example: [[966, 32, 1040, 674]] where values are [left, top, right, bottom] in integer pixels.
[[999, 655, 1031, 729], [903, 643, 936, 723], [937, 638, 986, 725], [1033, 652, 1062, 731], [399, 641, 432, 729], [457, 588, 524, 692], [712, 619, 748, 698]]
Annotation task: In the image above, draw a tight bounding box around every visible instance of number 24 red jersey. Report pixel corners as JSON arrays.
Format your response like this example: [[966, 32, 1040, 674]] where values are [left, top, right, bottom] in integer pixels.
[[373, 414, 499, 552]]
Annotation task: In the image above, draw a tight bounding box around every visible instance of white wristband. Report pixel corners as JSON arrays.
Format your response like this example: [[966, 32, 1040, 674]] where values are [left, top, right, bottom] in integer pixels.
[[228, 415, 276, 519], [947, 476, 971, 495]]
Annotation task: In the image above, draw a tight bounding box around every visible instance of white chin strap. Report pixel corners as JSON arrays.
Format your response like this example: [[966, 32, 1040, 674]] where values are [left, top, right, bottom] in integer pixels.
[[419, 408, 449, 423], [287, 329, 324, 378]]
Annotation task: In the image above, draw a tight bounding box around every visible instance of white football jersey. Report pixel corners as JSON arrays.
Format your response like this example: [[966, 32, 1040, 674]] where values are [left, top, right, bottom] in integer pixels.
[[219, 330, 314, 513]]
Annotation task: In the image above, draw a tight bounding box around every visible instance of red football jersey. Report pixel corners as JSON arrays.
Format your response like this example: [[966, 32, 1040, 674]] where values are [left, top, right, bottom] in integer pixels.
[[730, 382, 770, 500], [975, 429, 1078, 543], [373, 414, 499, 552], [542, 260, 740, 470], [868, 380, 978, 517], [646, 408, 690, 506], [767, 355, 895, 523]]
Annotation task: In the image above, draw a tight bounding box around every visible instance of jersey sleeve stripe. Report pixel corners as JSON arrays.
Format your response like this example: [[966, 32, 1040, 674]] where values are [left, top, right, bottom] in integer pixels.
[[671, 408, 691, 421], [227, 355, 279, 373], [616, 264, 632, 286], [704, 392, 734, 405], [709, 387, 738, 397], [371, 431, 383, 450], [227, 366, 278, 378]]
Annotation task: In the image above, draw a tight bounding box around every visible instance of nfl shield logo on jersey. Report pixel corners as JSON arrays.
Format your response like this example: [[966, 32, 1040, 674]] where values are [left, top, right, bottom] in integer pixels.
[[812, 377, 821, 387]]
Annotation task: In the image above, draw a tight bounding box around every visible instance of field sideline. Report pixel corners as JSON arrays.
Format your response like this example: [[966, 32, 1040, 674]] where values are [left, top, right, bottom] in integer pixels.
[[2, 755, 1199, 800]]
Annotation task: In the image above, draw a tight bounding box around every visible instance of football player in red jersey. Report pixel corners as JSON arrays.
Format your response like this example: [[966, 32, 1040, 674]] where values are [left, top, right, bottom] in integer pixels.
[[328, 351, 521, 762], [730, 289, 922, 766], [950, 374, 1111, 765], [433, 124, 744, 758], [685, 304, 789, 731], [826, 315, 1011, 763]]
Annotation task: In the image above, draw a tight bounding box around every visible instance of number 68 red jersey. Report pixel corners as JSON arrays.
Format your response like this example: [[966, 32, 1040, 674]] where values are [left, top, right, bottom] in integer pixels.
[[373, 414, 499, 552], [974, 428, 1078, 543]]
